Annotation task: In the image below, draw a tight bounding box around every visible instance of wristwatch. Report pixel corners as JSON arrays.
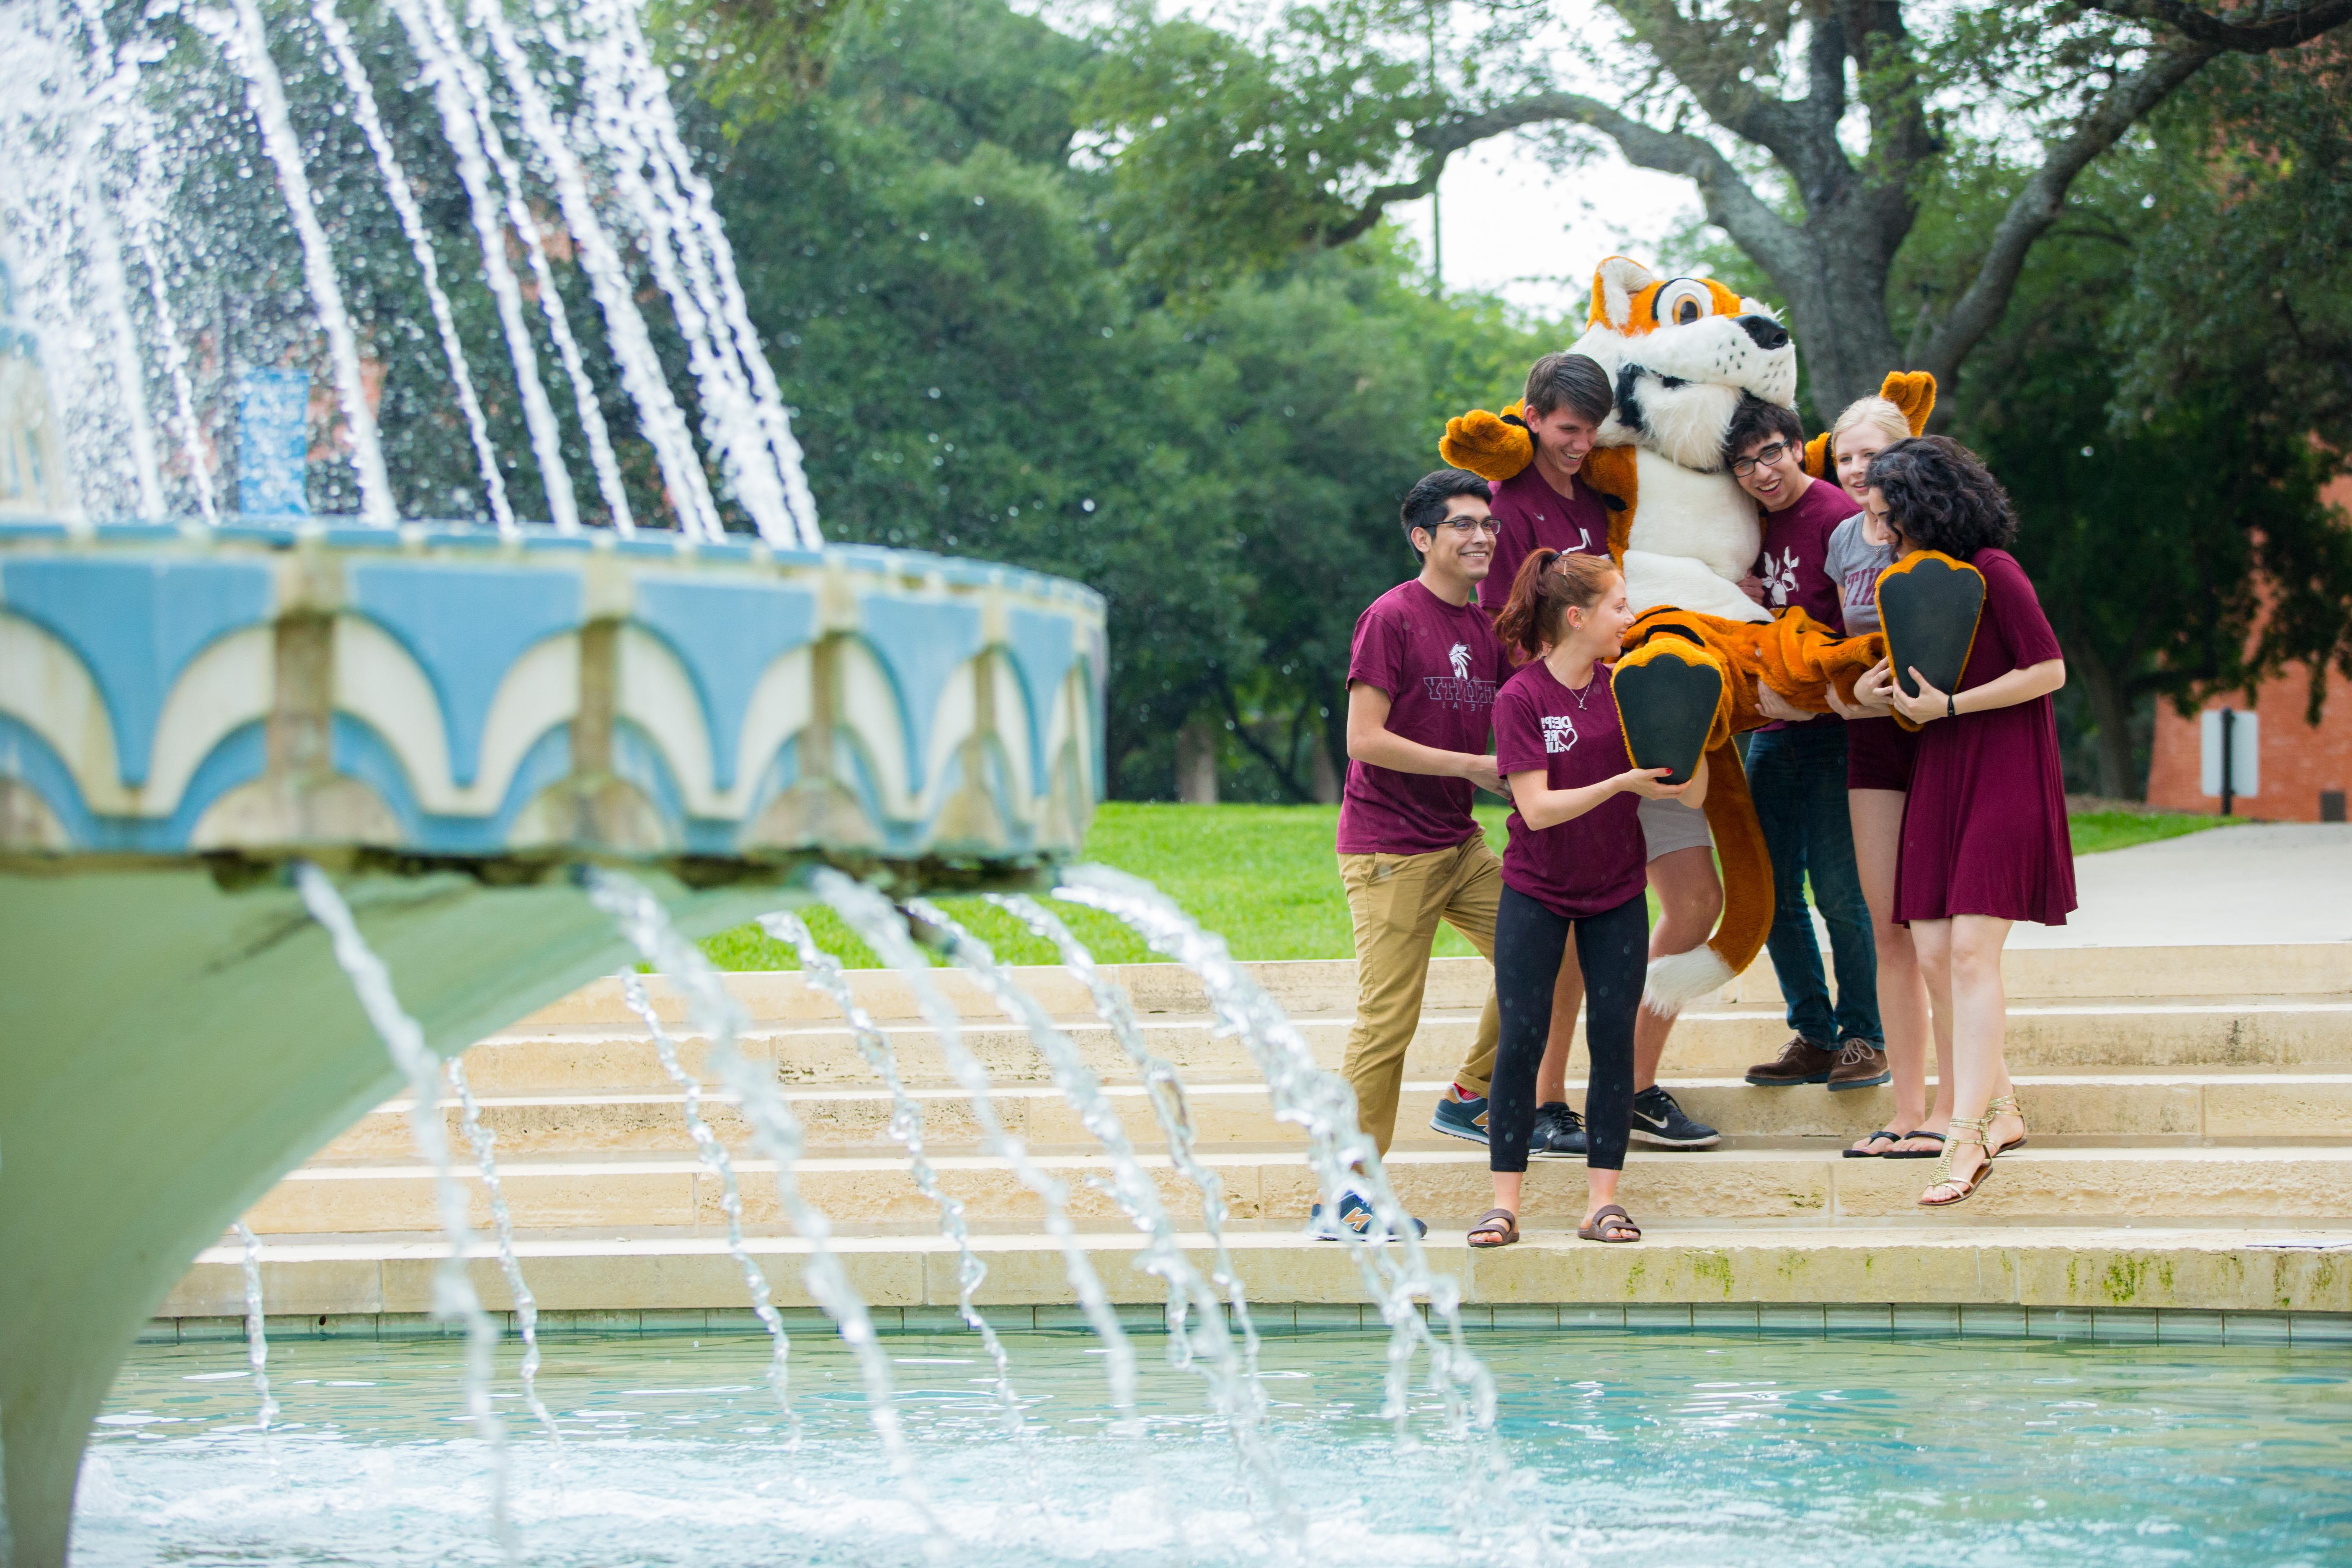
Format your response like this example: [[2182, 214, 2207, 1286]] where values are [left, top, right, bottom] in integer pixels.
[[1947, 692, 1957, 720]]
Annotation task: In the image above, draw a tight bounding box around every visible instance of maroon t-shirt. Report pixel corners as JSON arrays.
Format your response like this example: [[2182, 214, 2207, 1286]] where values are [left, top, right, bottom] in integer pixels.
[[1753, 475, 1860, 630], [1477, 463, 1614, 614], [1752, 475, 1861, 732], [1492, 660, 1648, 919], [1336, 579, 1512, 856]]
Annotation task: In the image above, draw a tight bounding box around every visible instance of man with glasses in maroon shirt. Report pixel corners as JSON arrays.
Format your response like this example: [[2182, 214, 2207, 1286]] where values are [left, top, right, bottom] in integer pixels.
[[1316, 468, 1515, 1241]]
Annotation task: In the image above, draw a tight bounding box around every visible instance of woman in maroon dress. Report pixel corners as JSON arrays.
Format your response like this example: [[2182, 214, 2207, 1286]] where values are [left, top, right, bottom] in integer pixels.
[[1851, 436, 2075, 1207]]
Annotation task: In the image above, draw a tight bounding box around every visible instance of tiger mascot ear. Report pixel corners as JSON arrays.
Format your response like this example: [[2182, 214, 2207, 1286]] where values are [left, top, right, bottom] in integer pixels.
[[1440, 398, 1535, 483], [1801, 370, 1940, 477], [1880, 370, 1936, 434]]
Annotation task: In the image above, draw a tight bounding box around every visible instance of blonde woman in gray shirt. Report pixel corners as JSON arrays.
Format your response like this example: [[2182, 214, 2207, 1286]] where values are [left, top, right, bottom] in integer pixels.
[[1819, 396, 1949, 1162]]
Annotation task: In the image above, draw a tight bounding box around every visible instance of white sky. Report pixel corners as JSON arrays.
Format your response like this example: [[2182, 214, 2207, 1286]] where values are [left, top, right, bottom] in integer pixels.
[[1386, 136, 1704, 324]]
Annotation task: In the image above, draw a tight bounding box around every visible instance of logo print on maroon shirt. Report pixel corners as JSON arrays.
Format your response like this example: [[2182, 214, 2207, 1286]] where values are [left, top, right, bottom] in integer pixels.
[[1424, 641, 1497, 707]]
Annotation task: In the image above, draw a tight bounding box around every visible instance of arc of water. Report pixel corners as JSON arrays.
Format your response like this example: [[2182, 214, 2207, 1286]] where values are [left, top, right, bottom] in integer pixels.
[[382, 0, 620, 534], [616, 970, 799, 1433], [69, 0, 219, 526], [1053, 865, 1499, 1441], [587, 0, 821, 547], [125, 140, 218, 526], [903, 899, 1294, 1519], [292, 863, 512, 1552], [55, 2, 164, 521], [444, 1056, 562, 1440], [206, 0, 396, 526], [583, 869, 937, 1530], [755, 911, 1023, 1439], [810, 870, 1141, 1420], [311, 0, 513, 535], [230, 1221, 281, 1438], [988, 894, 1263, 1378], [205, 0, 392, 526], [557, 0, 810, 548], [457, 0, 725, 539]]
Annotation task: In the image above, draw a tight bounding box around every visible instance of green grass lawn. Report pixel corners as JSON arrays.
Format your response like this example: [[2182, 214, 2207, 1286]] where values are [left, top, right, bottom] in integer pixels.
[[702, 799, 2236, 971]]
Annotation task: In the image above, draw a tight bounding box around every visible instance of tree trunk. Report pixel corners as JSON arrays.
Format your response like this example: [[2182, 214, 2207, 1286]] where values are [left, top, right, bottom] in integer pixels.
[[1311, 726, 1341, 804], [2067, 638, 2140, 800], [1770, 212, 1909, 421], [1175, 716, 1219, 804]]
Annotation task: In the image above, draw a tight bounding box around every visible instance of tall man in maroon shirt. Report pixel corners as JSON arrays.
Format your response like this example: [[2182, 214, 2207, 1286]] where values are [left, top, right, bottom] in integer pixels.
[[1322, 468, 1515, 1239], [1726, 401, 1890, 1091], [1477, 351, 1618, 614]]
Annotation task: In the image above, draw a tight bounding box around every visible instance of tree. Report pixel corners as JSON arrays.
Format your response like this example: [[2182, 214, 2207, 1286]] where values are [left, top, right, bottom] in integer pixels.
[[1087, 0, 2352, 418]]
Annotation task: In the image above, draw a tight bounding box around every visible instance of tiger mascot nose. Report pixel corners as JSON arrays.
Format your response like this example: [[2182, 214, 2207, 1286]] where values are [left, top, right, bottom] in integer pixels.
[[1737, 314, 1789, 350]]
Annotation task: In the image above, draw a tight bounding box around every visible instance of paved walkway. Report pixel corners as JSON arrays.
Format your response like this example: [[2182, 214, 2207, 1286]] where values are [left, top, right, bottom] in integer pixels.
[[2012, 823, 2352, 949]]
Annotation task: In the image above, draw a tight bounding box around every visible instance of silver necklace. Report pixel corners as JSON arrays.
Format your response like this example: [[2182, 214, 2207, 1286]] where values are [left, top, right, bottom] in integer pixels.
[[1561, 664, 1601, 708]]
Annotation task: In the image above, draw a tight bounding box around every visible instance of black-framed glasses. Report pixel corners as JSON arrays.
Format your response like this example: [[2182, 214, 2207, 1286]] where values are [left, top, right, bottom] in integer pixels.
[[1434, 516, 1503, 536], [1730, 439, 1795, 477]]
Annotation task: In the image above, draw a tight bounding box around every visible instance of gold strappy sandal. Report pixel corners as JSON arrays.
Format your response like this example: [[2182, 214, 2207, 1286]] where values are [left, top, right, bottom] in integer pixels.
[[1917, 1114, 1993, 1208], [1987, 1091, 2029, 1157]]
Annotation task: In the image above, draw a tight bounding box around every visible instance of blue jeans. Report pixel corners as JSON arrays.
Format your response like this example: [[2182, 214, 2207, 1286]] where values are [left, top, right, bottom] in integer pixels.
[[1743, 722, 1880, 1046]]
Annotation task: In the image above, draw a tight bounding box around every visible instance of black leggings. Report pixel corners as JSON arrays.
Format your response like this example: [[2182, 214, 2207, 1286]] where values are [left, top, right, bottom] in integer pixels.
[[1488, 884, 1649, 1174]]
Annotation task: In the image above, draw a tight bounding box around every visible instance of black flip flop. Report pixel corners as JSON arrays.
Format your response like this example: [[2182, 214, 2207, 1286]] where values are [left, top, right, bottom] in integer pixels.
[[1842, 1129, 1903, 1158], [1883, 1129, 1946, 1160]]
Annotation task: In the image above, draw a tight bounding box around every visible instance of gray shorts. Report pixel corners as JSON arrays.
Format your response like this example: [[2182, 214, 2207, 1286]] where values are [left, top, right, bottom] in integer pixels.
[[1637, 795, 1712, 861]]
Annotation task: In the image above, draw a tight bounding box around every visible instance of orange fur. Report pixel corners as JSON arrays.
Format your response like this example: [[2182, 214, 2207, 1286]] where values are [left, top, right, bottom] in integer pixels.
[[1802, 370, 1938, 477]]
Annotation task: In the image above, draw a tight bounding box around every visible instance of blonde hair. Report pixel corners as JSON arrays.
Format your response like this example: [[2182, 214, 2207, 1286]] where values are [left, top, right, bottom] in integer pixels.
[[1831, 396, 1911, 454]]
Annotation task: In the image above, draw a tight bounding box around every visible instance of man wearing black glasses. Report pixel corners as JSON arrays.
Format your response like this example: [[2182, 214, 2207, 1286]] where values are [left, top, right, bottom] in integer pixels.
[[1723, 401, 1891, 1096], [1317, 469, 1514, 1241]]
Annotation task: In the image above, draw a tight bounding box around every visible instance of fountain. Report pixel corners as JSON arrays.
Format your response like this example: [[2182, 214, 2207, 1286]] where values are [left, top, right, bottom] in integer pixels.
[[0, 2, 1105, 1552]]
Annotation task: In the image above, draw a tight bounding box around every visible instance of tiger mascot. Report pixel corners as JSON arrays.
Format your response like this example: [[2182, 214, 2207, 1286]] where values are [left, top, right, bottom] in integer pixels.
[[1441, 255, 1932, 1011]]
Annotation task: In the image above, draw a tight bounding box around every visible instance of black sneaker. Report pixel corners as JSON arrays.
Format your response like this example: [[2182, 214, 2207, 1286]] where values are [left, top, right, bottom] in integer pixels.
[[1630, 1086, 1719, 1149], [1530, 1102, 1587, 1160]]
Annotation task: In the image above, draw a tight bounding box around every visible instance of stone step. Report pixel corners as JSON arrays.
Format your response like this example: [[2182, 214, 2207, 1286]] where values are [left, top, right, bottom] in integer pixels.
[[319, 1072, 2352, 1161], [161, 1221, 2352, 1321], [448, 996, 2352, 1098], [522, 942, 2352, 1032], [239, 1142, 2352, 1235]]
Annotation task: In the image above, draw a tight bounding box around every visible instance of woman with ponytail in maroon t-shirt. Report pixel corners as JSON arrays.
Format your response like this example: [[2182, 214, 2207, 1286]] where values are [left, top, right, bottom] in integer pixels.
[[1467, 550, 1706, 1249]]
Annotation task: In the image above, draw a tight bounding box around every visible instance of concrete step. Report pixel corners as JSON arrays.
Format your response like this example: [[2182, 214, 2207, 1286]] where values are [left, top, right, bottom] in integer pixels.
[[445, 995, 2352, 1099], [318, 1073, 2352, 1161], [523, 943, 2352, 1033], [161, 1221, 2352, 1321], [239, 1141, 2352, 1235]]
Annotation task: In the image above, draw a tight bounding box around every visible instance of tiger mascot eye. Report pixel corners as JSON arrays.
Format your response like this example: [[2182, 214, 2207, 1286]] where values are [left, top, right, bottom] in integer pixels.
[[1441, 256, 1933, 1012]]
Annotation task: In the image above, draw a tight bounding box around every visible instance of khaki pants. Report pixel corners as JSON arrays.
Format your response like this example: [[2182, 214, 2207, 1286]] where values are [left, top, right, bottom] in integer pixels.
[[1337, 836, 1503, 1153]]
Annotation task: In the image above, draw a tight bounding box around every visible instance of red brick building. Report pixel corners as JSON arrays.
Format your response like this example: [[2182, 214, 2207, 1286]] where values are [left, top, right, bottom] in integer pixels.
[[2145, 475, 2352, 822]]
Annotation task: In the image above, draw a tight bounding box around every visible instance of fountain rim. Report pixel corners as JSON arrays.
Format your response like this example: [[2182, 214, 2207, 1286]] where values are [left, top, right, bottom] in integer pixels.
[[0, 517, 1106, 612]]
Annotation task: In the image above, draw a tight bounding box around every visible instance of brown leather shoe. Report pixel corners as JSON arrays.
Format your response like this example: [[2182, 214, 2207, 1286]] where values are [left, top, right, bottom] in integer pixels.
[[1827, 1036, 1893, 1091], [1744, 1035, 1837, 1086]]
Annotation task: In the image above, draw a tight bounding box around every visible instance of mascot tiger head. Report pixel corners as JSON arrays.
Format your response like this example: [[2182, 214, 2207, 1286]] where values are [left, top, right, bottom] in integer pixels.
[[1568, 256, 1799, 473]]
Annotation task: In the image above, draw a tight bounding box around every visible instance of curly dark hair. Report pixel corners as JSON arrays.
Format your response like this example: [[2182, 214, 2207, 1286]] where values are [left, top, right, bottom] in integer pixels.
[[1864, 434, 2018, 557]]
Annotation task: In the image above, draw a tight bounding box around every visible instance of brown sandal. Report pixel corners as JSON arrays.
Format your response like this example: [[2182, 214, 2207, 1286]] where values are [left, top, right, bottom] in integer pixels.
[[1468, 1208, 1519, 1248], [1577, 1203, 1641, 1243]]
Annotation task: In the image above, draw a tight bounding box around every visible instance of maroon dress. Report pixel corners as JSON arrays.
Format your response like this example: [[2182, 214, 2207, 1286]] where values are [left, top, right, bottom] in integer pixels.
[[1892, 548, 2077, 926]]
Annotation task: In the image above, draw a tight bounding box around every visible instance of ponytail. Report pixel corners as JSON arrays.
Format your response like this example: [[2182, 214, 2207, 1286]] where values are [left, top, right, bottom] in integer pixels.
[[1493, 548, 1622, 661]]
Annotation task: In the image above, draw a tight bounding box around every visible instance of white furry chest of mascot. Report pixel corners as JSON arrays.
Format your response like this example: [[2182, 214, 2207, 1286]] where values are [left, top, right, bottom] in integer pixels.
[[1573, 258, 1794, 623]]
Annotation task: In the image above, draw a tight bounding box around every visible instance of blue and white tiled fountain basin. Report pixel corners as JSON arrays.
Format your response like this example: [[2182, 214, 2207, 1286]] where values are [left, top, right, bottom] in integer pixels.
[[0, 520, 1105, 878], [0, 522, 1106, 1567]]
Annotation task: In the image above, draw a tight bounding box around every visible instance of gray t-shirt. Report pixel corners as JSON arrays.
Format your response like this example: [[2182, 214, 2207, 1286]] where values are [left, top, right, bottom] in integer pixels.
[[1824, 513, 1898, 636]]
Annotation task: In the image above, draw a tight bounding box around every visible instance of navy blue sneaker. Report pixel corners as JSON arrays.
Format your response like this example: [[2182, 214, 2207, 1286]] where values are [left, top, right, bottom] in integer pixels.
[[1630, 1085, 1720, 1149], [1308, 1191, 1429, 1242], [1530, 1102, 1586, 1160], [1429, 1089, 1490, 1145]]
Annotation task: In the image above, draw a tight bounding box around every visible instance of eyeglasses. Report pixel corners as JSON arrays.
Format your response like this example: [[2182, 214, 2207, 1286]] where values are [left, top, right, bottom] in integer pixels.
[[1433, 516, 1502, 536], [1730, 440, 1795, 477]]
